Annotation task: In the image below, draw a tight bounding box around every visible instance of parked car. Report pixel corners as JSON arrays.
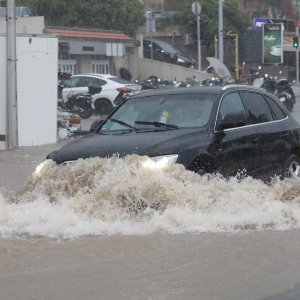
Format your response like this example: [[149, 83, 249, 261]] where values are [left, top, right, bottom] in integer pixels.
[[62, 74, 142, 115], [143, 37, 195, 68], [48, 85, 300, 180]]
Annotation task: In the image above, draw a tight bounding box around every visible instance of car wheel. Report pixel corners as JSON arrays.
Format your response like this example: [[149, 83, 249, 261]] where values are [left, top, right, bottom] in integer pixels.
[[284, 155, 300, 178], [78, 106, 93, 119], [190, 157, 213, 176], [196, 167, 206, 176], [94, 98, 114, 116]]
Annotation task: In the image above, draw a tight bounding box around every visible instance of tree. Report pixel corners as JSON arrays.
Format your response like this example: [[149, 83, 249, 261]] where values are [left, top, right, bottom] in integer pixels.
[[16, 0, 144, 36], [264, 0, 296, 19], [171, 0, 250, 50]]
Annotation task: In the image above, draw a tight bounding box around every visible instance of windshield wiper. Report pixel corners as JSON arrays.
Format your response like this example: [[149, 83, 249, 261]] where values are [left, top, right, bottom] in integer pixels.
[[110, 118, 137, 131], [135, 121, 178, 129]]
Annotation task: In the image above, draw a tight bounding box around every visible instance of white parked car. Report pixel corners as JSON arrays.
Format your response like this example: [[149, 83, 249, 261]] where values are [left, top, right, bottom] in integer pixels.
[[62, 74, 142, 115]]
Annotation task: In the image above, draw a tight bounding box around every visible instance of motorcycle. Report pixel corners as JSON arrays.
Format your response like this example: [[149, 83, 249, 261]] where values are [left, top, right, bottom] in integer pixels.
[[247, 66, 262, 85], [201, 77, 223, 86], [253, 70, 295, 112], [58, 84, 102, 119]]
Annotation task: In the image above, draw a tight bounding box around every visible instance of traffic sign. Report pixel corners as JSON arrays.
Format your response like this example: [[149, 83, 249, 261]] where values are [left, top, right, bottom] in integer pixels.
[[192, 2, 201, 16]]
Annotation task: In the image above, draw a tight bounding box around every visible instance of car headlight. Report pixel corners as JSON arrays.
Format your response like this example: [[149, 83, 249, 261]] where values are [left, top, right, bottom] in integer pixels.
[[142, 154, 178, 170], [62, 160, 78, 166], [177, 57, 185, 63]]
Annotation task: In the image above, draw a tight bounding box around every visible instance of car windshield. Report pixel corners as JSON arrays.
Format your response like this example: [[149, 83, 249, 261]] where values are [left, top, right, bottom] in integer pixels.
[[155, 40, 182, 55], [99, 93, 216, 133]]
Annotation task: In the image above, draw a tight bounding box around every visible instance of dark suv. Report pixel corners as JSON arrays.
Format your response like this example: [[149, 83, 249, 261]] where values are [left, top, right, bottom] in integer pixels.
[[143, 37, 195, 68], [47, 85, 300, 180]]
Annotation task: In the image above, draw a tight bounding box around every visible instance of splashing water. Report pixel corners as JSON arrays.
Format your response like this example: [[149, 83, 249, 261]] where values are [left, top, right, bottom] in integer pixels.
[[1, 155, 300, 238]]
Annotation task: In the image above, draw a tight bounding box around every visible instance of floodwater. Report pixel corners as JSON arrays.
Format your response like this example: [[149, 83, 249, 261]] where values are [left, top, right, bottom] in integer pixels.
[[2, 156, 300, 300], [1, 156, 300, 238]]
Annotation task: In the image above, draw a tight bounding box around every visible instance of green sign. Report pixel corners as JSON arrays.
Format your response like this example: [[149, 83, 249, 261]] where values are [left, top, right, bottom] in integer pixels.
[[262, 23, 283, 64]]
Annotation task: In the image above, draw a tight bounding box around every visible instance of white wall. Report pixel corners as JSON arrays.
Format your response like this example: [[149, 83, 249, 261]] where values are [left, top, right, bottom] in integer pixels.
[[0, 35, 58, 148]]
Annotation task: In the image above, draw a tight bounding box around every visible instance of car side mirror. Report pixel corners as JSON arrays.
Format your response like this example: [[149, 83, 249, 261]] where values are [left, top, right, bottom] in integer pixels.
[[90, 119, 104, 132], [216, 112, 247, 131]]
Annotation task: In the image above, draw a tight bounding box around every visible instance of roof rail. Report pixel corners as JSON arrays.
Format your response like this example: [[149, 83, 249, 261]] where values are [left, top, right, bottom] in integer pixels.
[[222, 84, 263, 91]]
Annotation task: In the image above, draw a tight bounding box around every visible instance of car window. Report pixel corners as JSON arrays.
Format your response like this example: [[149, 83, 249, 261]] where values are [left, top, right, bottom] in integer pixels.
[[68, 76, 105, 87], [90, 78, 106, 86], [218, 92, 246, 124], [239, 91, 273, 124], [64, 77, 80, 88], [152, 42, 162, 53], [264, 95, 287, 120], [77, 77, 93, 87]]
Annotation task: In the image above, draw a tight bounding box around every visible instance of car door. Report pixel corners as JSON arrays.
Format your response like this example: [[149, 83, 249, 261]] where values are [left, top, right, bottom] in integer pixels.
[[213, 91, 261, 177], [240, 91, 290, 176]]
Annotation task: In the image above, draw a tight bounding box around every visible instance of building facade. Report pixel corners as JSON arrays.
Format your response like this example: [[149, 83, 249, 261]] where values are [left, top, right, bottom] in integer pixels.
[[44, 27, 139, 76]]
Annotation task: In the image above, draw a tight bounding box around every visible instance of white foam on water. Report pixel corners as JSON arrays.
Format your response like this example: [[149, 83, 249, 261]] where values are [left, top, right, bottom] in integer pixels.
[[1, 156, 300, 238]]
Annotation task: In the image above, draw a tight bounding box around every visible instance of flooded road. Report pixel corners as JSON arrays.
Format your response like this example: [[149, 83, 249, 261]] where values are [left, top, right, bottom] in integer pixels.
[[1, 93, 300, 300], [1, 231, 300, 300]]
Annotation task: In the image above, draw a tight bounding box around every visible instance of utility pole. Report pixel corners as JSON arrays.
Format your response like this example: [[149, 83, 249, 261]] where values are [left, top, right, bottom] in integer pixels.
[[6, 0, 18, 149], [192, 1, 201, 71], [297, 26, 299, 84], [197, 14, 201, 71], [218, 0, 224, 63]]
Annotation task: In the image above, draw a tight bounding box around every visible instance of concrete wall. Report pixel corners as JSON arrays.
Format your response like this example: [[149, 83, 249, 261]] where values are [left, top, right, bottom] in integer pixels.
[[0, 35, 58, 148], [0, 16, 44, 34], [133, 33, 211, 82], [112, 47, 140, 79], [136, 57, 212, 82], [78, 56, 92, 73], [127, 47, 139, 79]]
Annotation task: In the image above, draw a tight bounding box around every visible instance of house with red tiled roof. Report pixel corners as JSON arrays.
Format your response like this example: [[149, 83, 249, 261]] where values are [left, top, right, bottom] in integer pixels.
[[44, 27, 139, 75], [0, 13, 140, 77]]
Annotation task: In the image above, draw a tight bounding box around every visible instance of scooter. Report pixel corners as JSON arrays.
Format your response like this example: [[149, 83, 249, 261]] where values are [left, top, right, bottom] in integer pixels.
[[253, 70, 295, 111], [247, 67, 262, 85], [58, 84, 102, 119], [274, 74, 296, 112]]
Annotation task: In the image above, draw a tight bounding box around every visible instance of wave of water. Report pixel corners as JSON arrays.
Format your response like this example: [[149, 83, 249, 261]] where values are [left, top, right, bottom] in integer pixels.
[[1, 156, 300, 238]]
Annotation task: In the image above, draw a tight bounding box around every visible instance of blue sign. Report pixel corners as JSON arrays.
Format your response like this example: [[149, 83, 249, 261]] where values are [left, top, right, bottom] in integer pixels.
[[253, 18, 267, 30]]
